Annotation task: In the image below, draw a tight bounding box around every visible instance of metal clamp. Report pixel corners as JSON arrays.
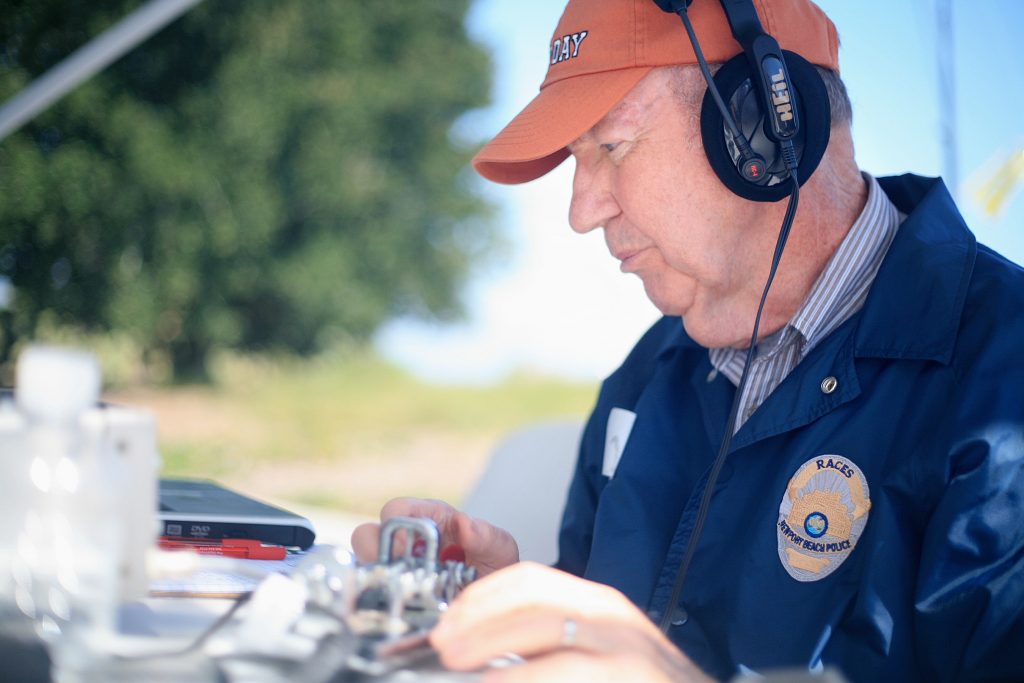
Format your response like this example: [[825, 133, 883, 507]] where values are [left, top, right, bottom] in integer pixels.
[[379, 517, 440, 568]]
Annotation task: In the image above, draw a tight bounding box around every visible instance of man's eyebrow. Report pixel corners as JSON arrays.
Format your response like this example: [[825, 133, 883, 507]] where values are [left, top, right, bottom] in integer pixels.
[[589, 113, 627, 140], [566, 129, 595, 153], [602, 103, 630, 125], [567, 98, 644, 152], [595, 95, 649, 138]]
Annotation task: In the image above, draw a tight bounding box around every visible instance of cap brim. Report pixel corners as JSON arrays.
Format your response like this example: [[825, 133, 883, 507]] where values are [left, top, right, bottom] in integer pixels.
[[472, 67, 654, 185]]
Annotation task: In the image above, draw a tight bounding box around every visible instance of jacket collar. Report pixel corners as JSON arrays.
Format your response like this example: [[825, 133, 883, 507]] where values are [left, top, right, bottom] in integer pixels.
[[852, 174, 976, 364]]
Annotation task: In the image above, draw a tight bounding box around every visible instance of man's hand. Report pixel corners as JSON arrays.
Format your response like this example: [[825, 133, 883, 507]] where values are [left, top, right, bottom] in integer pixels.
[[350, 497, 519, 577], [430, 562, 714, 683]]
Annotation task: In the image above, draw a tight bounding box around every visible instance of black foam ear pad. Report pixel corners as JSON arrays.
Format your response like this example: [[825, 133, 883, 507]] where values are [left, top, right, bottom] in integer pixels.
[[700, 50, 831, 202]]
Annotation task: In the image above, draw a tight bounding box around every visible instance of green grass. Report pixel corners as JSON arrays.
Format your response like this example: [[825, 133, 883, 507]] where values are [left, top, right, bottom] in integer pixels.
[[115, 348, 599, 513], [223, 350, 593, 424]]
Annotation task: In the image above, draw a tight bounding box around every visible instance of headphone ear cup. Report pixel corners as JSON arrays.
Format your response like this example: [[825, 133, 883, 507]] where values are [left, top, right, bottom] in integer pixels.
[[700, 50, 831, 202]]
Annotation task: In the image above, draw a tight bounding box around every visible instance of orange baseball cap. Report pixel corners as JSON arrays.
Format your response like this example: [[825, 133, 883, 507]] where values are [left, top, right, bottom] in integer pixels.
[[473, 0, 840, 184]]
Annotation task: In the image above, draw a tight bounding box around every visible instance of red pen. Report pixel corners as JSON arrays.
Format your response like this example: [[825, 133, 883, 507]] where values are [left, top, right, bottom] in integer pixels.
[[158, 537, 288, 560]]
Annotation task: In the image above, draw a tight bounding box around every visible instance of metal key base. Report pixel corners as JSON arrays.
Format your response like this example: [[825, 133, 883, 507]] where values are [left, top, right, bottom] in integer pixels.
[[286, 517, 478, 678]]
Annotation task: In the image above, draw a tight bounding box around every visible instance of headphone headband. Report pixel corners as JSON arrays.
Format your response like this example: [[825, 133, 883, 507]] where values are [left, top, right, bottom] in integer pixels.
[[719, 0, 764, 44], [650, 0, 694, 12], [717, 0, 800, 142]]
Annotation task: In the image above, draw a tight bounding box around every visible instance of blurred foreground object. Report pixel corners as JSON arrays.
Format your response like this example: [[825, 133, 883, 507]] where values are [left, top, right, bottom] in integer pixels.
[[199, 518, 479, 681], [0, 344, 159, 680], [2, 347, 481, 680]]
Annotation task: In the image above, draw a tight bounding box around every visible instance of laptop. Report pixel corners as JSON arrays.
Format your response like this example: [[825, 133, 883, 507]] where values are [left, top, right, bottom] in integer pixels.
[[158, 478, 316, 550]]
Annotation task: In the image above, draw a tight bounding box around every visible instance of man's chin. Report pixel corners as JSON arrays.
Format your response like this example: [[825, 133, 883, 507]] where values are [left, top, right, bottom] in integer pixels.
[[646, 297, 728, 348], [641, 281, 746, 348], [642, 282, 690, 319], [679, 313, 749, 350]]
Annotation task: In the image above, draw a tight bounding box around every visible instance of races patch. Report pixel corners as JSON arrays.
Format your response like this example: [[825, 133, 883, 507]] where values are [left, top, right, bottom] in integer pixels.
[[777, 455, 871, 582]]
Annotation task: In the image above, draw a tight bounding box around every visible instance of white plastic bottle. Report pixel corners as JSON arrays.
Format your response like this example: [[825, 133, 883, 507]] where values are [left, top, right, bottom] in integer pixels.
[[0, 393, 31, 626], [14, 346, 120, 679]]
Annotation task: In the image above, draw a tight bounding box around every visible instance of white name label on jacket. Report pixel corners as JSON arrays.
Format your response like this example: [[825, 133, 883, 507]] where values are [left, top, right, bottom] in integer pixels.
[[603, 407, 636, 478]]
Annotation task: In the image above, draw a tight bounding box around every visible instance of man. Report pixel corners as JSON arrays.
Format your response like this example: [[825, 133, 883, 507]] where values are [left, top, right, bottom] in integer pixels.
[[354, 0, 1024, 680]]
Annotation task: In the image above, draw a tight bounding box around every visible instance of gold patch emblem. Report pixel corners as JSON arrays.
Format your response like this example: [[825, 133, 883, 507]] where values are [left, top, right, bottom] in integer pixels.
[[777, 455, 871, 582]]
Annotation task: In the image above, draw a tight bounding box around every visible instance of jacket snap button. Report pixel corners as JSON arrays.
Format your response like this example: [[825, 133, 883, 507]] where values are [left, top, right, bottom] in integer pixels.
[[820, 376, 838, 394], [670, 606, 689, 627]]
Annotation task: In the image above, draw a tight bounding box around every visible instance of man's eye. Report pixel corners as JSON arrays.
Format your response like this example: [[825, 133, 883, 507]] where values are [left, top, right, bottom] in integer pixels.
[[601, 142, 619, 153]]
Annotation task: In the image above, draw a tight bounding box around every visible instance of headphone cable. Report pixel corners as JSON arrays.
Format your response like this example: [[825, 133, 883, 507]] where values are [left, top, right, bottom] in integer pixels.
[[659, 161, 800, 632], [674, 7, 760, 166]]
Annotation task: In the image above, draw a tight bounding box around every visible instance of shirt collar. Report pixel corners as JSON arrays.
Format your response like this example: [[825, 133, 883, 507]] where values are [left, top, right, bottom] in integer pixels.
[[789, 172, 901, 350]]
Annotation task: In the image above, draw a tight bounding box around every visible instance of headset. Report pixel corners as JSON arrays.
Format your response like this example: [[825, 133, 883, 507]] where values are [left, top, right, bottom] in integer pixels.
[[654, 0, 831, 202], [649, 0, 831, 633]]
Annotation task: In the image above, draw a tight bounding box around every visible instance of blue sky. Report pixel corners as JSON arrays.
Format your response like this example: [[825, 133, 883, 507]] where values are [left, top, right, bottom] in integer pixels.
[[376, 0, 1024, 384]]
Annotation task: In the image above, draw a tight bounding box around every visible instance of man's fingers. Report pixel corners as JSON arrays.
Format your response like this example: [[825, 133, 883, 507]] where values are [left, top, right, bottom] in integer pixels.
[[444, 563, 631, 628], [354, 498, 462, 562], [380, 497, 456, 525], [350, 522, 381, 563], [379, 497, 462, 547], [433, 609, 578, 670], [451, 512, 519, 575], [480, 650, 608, 683], [479, 646, 706, 683], [440, 616, 709, 683], [352, 498, 518, 575]]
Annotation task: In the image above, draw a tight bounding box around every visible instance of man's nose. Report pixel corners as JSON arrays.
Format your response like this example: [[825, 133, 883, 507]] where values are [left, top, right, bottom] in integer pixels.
[[569, 157, 619, 234]]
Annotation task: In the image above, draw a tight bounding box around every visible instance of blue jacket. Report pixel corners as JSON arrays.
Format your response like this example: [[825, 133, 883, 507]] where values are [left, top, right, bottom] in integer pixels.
[[556, 175, 1024, 682]]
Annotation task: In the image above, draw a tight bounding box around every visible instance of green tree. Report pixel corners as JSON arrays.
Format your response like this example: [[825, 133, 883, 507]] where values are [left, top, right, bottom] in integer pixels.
[[0, 0, 494, 380]]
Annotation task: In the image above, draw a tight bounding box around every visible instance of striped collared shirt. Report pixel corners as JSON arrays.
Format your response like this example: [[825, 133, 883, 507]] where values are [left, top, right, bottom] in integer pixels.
[[709, 173, 903, 433]]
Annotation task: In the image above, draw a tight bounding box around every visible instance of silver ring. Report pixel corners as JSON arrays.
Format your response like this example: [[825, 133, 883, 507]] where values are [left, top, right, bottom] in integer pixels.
[[561, 617, 578, 648]]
